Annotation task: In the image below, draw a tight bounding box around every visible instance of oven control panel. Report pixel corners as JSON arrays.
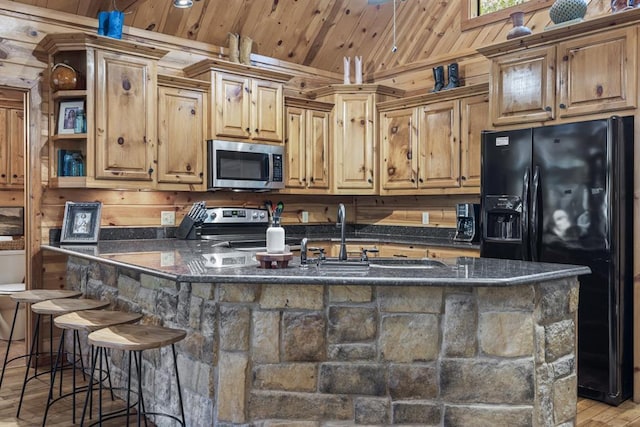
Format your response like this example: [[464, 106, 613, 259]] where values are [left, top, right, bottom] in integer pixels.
[[202, 207, 269, 224]]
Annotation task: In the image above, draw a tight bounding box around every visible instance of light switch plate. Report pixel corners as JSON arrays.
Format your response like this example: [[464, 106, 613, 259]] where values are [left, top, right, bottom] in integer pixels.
[[301, 211, 309, 223], [161, 211, 175, 226], [422, 212, 430, 225]]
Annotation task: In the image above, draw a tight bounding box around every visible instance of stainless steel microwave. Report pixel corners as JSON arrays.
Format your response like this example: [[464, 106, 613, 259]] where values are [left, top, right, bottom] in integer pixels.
[[207, 139, 284, 191]]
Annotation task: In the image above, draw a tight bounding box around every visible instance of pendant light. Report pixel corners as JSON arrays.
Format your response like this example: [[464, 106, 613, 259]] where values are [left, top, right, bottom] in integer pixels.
[[173, 0, 193, 8]]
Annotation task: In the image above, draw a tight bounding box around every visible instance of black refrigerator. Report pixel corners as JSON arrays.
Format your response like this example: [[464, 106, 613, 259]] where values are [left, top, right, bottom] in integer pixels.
[[480, 116, 634, 406]]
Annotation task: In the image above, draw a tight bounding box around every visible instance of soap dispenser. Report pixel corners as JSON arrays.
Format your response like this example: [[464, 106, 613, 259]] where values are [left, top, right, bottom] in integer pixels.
[[266, 217, 285, 254]]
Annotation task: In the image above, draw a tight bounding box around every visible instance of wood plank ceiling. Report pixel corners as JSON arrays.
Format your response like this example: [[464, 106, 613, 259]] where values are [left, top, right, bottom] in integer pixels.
[[8, 0, 612, 77], [8, 0, 455, 74]]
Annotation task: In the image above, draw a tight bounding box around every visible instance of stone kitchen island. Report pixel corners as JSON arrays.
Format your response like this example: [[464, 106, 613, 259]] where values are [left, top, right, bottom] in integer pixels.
[[43, 239, 590, 427]]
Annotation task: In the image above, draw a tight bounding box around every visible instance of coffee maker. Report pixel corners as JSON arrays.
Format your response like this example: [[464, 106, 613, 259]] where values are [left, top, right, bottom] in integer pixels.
[[454, 203, 480, 242]]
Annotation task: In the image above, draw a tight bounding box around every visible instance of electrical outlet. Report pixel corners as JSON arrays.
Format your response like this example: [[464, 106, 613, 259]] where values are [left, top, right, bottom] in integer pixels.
[[301, 211, 309, 223], [161, 211, 175, 226], [422, 212, 430, 225]]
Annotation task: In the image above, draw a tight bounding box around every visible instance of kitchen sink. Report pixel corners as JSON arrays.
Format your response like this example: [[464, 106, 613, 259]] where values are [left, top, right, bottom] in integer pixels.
[[368, 258, 447, 269]]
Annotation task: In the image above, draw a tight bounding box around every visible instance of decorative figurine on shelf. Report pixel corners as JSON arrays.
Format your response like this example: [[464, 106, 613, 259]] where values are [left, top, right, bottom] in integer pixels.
[[506, 11, 532, 39], [96, 3, 127, 40], [227, 33, 240, 63], [431, 65, 445, 92], [549, 0, 588, 25], [240, 35, 253, 65], [343, 57, 351, 84], [354, 56, 363, 84]]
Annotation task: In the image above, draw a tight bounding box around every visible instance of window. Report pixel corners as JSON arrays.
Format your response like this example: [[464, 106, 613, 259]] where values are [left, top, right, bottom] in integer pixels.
[[462, 0, 553, 31], [479, 0, 528, 15]]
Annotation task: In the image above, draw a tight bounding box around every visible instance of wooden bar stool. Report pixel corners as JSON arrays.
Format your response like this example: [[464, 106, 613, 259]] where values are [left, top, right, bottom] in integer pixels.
[[0, 289, 82, 394], [17, 298, 108, 419], [41, 310, 143, 426], [85, 324, 187, 426]]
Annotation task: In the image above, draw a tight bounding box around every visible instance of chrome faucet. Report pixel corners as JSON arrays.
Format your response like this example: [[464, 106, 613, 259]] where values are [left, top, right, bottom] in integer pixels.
[[337, 203, 347, 261], [300, 237, 308, 265]]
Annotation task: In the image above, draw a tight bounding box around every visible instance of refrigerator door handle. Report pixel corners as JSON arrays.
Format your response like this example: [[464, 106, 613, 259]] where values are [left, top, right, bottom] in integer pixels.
[[522, 167, 530, 261], [530, 166, 540, 262]]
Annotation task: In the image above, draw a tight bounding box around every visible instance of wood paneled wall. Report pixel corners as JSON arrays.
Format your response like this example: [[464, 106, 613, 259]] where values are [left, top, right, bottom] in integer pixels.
[[0, 1, 591, 292]]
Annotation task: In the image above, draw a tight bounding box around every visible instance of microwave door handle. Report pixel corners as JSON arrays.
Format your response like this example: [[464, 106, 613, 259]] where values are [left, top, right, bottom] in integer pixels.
[[530, 166, 540, 262], [522, 167, 530, 261]]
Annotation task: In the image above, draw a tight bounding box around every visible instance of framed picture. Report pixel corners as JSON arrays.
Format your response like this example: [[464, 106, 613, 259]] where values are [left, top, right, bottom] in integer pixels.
[[0, 207, 24, 235], [57, 100, 84, 135], [60, 201, 102, 243]]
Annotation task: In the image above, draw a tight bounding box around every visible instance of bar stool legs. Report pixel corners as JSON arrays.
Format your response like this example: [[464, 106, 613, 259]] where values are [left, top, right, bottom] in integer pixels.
[[83, 324, 187, 426], [0, 301, 20, 389]]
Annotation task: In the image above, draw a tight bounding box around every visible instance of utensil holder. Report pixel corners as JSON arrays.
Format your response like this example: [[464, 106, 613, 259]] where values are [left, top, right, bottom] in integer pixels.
[[176, 216, 201, 240]]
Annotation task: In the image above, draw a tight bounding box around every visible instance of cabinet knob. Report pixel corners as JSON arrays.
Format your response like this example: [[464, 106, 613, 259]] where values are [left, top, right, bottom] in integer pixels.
[[186, 164, 192, 172], [12, 174, 17, 179], [411, 178, 415, 183], [191, 109, 196, 115], [310, 177, 314, 182], [117, 137, 125, 145], [1, 174, 5, 178], [418, 178, 424, 183], [148, 167, 154, 175], [544, 106, 552, 112], [302, 177, 306, 182], [461, 176, 467, 181], [245, 127, 250, 133], [255, 128, 259, 133], [559, 103, 566, 109], [367, 178, 373, 184]]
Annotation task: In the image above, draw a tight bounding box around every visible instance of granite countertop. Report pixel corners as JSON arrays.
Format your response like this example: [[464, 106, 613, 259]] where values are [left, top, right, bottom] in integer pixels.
[[42, 239, 590, 286]]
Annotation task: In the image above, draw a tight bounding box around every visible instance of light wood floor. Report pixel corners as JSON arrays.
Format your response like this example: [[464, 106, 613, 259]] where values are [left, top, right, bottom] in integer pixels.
[[0, 339, 153, 426]]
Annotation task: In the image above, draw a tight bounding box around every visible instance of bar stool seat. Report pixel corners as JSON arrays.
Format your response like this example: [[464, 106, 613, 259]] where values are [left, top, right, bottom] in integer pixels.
[[41, 310, 143, 426], [31, 298, 109, 316], [85, 324, 187, 426], [0, 289, 83, 396], [11, 289, 82, 304]]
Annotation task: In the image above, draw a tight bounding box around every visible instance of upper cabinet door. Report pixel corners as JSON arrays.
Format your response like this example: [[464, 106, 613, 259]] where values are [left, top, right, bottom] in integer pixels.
[[284, 106, 306, 188], [157, 86, 204, 185], [215, 72, 251, 139], [380, 108, 419, 192], [251, 79, 283, 142], [334, 93, 376, 192], [8, 108, 24, 186], [94, 51, 156, 181], [460, 94, 489, 189], [419, 100, 460, 189], [306, 109, 330, 189], [557, 27, 637, 118], [490, 46, 556, 126]]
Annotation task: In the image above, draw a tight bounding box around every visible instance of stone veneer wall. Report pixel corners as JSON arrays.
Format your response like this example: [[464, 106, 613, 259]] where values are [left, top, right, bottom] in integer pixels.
[[66, 256, 579, 427]]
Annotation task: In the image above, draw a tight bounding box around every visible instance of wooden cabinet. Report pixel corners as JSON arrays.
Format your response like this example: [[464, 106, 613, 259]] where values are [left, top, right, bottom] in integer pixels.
[[378, 85, 488, 195], [480, 27, 637, 126], [283, 97, 332, 193], [0, 101, 24, 188], [460, 94, 489, 188], [184, 59, 291, 144], [35, 33, 168, 189], [156, 75, 209, 190], [310, 85, 403, 195], [94, 50, 157, 182]]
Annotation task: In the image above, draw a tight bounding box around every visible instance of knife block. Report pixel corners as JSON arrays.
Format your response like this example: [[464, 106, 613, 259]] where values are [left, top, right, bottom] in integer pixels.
[[176, 216, 201, 240]]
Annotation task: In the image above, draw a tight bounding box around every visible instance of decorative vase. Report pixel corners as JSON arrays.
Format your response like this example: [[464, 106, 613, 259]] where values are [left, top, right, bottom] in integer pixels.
[[50, 63, 77, 91], [549, 0, 588, 24], [506, 11, 532, 39]]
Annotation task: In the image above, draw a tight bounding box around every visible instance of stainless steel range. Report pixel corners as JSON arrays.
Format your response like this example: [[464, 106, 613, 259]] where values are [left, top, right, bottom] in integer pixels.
[[181, 207, 300, 251]]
